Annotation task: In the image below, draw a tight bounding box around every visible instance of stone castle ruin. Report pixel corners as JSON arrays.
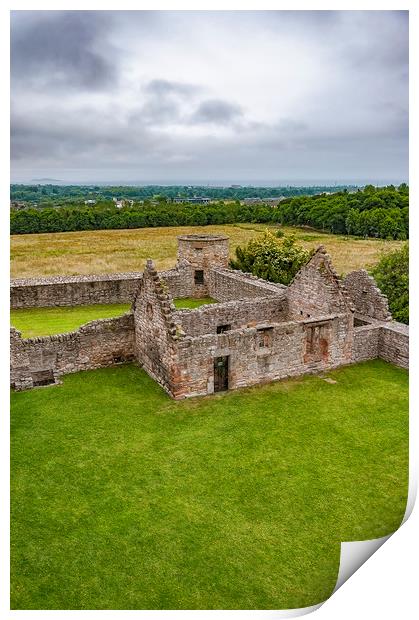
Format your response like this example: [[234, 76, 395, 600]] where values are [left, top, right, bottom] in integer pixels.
[[11, 234, 408, 396]]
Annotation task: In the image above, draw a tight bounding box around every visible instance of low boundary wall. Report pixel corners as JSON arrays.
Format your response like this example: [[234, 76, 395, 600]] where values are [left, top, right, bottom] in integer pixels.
[[351, 320, 408, 368], [379, 322, 409, 369], [11, 273, 143, 308], [10, 313, 136, 390]]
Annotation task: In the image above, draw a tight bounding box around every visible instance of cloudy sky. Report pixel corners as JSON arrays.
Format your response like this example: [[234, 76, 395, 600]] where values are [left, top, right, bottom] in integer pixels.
[[11, 10, 408, 185]]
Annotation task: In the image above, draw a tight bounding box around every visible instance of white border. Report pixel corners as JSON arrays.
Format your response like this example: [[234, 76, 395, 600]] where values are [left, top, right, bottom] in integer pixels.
[[2, 2, 416, 618]]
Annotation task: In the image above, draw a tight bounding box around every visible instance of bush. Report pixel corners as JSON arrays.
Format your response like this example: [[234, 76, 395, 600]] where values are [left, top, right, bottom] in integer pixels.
[[372, 244, 409, 324], [230, 231, 312, 285]]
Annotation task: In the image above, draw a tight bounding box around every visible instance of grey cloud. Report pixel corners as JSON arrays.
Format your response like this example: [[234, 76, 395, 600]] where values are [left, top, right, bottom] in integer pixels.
[[11, 11, 117, 90], [140, 99, 181, 125], [190, 99, 243, 125], [135, 79, 201, 125], [11, 107, 160, 163], [145, 79, 200, 96], [10, 10, 408, 184]]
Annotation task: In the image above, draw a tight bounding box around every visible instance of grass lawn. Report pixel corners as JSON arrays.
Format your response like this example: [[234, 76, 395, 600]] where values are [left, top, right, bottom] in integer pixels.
[[174, 297, 217, 309], [11, 360, 408, 610], [10, 303, 131, 338], [10, 224, 403, 278]]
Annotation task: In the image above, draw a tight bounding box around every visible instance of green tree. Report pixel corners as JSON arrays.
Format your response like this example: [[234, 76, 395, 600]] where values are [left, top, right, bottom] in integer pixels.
[[372, 244, 409, 324], [230, 231, 312, 285]]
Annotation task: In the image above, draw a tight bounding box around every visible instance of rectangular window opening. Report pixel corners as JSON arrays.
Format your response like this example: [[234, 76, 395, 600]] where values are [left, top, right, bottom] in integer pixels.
[[194, 270, 204, 284], [257, 327, 273, 348], [217, 324, 231, 334]]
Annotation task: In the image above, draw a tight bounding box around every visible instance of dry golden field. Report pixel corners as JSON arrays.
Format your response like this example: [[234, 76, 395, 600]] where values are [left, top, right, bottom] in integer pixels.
[[10, 224, 403, 278]]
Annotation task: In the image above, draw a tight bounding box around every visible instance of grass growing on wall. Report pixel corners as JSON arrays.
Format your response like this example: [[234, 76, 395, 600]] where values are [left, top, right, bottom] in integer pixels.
[[10, 303, 131, 338], [11, 360, 408, 610], [173, 297, 217, 309]]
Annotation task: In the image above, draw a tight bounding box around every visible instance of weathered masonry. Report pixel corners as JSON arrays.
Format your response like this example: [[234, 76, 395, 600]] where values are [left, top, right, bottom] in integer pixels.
[[10, 234, 408, 396]]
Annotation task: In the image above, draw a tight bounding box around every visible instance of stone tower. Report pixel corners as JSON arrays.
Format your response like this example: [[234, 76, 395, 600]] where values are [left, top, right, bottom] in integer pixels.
[[177, 234, 229, 269], [177, 234, 229, 297]]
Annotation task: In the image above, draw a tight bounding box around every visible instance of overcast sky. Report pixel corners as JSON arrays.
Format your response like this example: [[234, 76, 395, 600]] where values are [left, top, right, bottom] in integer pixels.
[[10, 10, 408, 185]]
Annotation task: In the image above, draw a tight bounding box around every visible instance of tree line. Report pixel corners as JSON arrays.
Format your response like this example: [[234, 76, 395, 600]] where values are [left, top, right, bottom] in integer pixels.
[[10, 184, 408, 238], [276, 184, 408, 240], [10, 202, 277, 234]]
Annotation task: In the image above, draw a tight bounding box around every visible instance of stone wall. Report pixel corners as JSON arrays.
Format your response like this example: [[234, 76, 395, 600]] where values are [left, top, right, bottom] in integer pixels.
[[352, 324, 381, 362], [207, 268, 284, 301], [343, 270, 392, 321], [171, 313, 353, 398], [379, 322, 409, 369], [174, 294, 288, 337], [11, 273, 143, 308], [10, 233, 408, 397], [288, 246, 354, 320], [351, 320, 408, 368], [10, 313, 136, 390], [133, 260, 182, 396], [160, 263, 195, 299]]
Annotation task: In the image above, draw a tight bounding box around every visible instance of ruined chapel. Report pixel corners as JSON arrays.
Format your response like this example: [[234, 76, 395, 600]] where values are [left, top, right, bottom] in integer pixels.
[[11, 234, 408, 397]]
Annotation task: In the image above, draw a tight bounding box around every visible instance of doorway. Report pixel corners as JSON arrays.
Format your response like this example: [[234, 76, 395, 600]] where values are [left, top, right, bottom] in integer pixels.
[[214, 356, 229, 392]]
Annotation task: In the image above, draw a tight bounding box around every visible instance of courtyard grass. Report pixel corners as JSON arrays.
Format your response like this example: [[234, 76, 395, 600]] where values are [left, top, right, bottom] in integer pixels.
[[11, 360, 408, 610], [10, 224, 403, 278], [10, 303, 131, 338], [10, 301, 217, 338], [173, 297, 217, 309]]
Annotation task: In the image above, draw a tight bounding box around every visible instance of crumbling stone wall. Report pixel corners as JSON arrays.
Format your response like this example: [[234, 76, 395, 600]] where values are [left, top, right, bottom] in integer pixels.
[[171, 313, 353, 398], [10, 313, 135, 390], [207, 268, 284, 301], [10, 328, 33, 391], [174, 294, 288, 337], [10, 234, 408, 397], [160, 263, 195, 299], [133, 260, 182, 396], [343, 270, 392, 321], [288, 246, 354, 320], [11, 273, 143, 308]]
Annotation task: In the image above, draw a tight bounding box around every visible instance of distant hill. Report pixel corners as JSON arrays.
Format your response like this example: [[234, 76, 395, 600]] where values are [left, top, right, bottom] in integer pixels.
[[31, 178, 65, 184]]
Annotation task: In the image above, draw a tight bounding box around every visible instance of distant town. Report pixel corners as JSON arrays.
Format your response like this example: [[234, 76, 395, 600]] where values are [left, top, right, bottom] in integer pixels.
[[10, 183, 359, 211]]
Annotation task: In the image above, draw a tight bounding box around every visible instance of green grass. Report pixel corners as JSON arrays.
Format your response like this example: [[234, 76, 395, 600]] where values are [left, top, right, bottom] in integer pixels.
[[10, 304, 131, 338], [173, 297, 217, 309], [10, 360, 408, 610]]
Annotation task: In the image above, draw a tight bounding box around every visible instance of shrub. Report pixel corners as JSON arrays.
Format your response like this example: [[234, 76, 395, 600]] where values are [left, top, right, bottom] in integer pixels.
[[230, 231, 312, 285], [372, 243, 409, 324]]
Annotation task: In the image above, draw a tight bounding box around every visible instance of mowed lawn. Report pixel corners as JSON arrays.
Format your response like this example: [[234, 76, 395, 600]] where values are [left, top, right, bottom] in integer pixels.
[[10, 304, 131, 338], [11, 300, 214, 338], [11, 360, 408, 610], [173, 297, 216, 309], [10, 224, 403, 278]]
